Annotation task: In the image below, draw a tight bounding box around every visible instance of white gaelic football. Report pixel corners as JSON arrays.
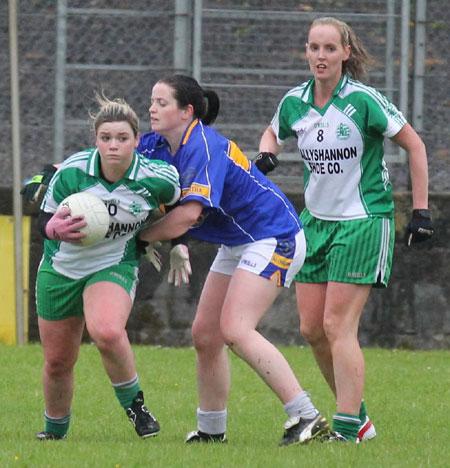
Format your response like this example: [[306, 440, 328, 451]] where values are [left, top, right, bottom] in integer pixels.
[[58, 192, 110, 246]]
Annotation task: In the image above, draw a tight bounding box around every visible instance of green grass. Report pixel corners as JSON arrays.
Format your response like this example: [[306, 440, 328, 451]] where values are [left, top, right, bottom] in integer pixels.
[[0, 344, 448, 468]]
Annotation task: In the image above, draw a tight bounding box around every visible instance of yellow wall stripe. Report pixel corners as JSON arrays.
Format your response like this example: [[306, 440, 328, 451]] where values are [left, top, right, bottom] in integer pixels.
[[0, 216, 30, 345]]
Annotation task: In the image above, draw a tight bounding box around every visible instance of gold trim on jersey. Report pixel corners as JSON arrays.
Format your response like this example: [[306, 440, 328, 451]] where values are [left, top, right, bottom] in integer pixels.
[[228, 141, 250, 171], [270, 252, 292, 270], [182, 119, 199, 145], [181, 183, 211, 200], [270, 270, 281, 286]]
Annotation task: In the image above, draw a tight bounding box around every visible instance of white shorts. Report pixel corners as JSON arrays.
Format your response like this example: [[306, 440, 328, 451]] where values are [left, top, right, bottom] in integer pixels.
[[210, 230, 306, 288]]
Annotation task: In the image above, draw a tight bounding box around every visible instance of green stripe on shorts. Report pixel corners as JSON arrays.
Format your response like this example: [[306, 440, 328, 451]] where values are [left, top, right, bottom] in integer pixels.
[[295, 209, 394, 287]]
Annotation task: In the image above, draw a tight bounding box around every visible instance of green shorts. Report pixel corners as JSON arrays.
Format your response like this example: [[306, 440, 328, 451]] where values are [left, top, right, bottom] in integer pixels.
[[295, 209, 394, 287], [36, 259, 139, 321]]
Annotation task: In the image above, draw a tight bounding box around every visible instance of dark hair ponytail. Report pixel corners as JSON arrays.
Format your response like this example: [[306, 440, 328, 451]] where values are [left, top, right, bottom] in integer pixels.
[[202, 89, 220, 125], [157, 74, 220, 125]]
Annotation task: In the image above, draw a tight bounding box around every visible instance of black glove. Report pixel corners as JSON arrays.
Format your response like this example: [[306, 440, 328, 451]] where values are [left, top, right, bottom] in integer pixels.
[[253, 152, 279, 175], [20, 164, 57, 203], [404, 209, 434, 246], [136, 238, 149, 255]]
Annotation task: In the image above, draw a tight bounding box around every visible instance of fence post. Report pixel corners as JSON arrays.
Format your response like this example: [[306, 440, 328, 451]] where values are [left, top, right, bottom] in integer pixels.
[[385, 0, 395, 101], [398, 0, 411, 166], [174, 0, 192, 74], [54, 0, 67, 163], [8, 0, 25, 345], [192, 0, 202, 81], [412, 0, 426, 133], [400, 0, 410, 119]]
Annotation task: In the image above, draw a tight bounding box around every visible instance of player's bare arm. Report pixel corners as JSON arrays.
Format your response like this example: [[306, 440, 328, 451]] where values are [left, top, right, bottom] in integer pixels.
[[390, 123, 429, 210], [139, 200, 203, 243]]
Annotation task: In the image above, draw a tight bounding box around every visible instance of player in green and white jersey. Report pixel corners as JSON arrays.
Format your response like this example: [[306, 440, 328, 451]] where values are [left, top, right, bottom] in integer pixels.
[[257, 17, 434, 443], [269, 74, 403, 221], [35, 93, 180, 441], [41, 147, 179, 279]]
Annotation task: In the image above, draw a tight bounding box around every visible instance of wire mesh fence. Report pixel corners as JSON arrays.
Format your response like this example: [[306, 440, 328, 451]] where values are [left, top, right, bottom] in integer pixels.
[[2, 0, 449, 191]]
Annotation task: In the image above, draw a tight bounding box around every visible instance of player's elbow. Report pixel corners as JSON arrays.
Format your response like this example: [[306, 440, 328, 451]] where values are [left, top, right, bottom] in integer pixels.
[[178, 201, 203, 226]]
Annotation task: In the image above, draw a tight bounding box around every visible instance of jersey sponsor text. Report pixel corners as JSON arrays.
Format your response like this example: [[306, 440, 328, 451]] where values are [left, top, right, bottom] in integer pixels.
[[300, 146, 357, 162]]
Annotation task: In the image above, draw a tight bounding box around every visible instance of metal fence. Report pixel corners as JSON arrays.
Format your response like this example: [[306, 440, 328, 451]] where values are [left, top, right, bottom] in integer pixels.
[[2, 0, 449, 191]]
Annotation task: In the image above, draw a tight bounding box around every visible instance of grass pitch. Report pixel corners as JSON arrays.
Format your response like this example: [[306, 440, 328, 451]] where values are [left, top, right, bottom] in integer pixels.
[[0, 343, 448, 468]]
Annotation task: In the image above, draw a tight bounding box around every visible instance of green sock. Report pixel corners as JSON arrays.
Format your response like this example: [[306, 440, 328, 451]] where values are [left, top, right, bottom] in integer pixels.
[[112, 374, 140, 408], [44, 411, 71, 437], [332, 413, 361, 441], [359, 400, 368, 422]]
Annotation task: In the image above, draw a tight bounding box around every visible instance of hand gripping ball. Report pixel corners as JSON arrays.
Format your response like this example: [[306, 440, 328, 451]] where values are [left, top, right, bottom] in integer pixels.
[[58, 192, 110, 246]]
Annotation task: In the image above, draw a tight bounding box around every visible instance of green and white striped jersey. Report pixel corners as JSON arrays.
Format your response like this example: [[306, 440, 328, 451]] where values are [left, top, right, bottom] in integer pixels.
[[271, 75, 406, 220], [41, 148, 180, 279]]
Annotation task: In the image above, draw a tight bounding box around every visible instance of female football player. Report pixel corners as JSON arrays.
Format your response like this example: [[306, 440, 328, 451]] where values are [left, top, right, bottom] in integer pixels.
[[257, 17, 433, 441], [138, 74, 334, 446], [35, 93, 180, 440]]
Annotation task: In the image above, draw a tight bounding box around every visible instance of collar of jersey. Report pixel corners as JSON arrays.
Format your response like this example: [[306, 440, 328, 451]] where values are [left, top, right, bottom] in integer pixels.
[[181, 119, 200, 147], [306, 74, 348, 107], [87, 148, 141, 181], [153, 120, 199, 155]]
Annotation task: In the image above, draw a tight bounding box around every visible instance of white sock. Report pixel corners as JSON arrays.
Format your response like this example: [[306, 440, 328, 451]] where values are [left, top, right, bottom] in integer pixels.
[[283, 391, 318, 420], [110, 374, 138, 389], [197, 408, 227, 435]]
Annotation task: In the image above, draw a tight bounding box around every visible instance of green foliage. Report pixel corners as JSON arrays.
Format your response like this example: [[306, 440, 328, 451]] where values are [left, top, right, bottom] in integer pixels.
[[0, 344, 449, 468]]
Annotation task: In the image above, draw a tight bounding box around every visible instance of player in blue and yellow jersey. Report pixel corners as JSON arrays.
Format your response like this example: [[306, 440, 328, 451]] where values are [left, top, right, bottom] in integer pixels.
[[258, 17, 434, 442], [35, 93, 180, 441], [138, 74, 335, 446], [138, 119, 300, 247]]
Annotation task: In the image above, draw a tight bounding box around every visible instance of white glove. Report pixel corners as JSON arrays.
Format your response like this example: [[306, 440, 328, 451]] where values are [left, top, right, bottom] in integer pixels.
[[145, 242, 162, 272], [168, 244, 192, 286]]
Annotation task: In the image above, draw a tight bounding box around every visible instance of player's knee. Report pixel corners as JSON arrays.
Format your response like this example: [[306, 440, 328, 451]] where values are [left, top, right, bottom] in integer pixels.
[[220, 324, 246, 352], [90, 326, 124, 350], [322, 316, 342, 344], [300, 321, 326, 346], [192, 323, 223, 353], [45, 355, 75, 378], [192, 334, 223, 354]]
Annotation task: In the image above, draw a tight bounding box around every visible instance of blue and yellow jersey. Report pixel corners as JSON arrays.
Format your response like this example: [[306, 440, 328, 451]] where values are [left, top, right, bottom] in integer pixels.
[[138, 120, 301, 245]]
